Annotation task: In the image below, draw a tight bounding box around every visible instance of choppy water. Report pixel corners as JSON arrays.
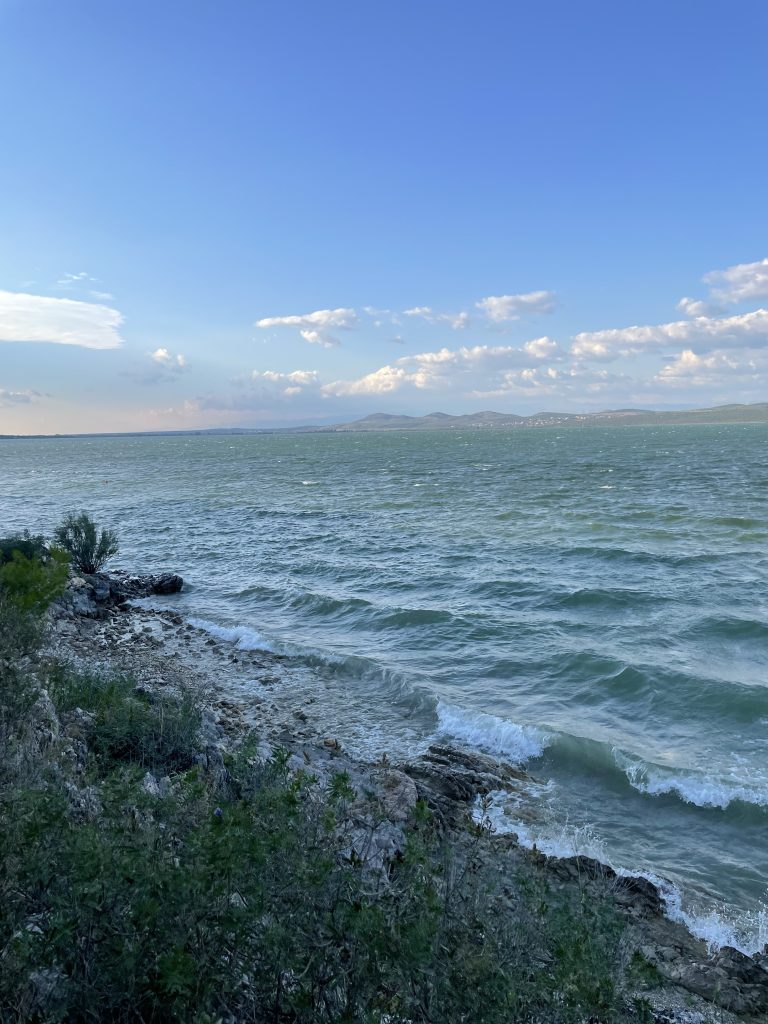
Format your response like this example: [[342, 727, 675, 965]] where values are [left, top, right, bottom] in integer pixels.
[[2, 425, 767, 951]]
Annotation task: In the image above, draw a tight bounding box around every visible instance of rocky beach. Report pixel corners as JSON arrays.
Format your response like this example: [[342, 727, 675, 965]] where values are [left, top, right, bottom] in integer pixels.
[[39, 567, 768, 1023]]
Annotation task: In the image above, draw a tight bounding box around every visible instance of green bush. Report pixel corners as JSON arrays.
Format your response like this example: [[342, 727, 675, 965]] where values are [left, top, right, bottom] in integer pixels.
[[0, 680, 630, 1022], [53, 511, 119, 574], [0, 555, 633, 1022], [0, 545, 69, 613], [0, 530, 47, 566], [50, 666, 202, 773]]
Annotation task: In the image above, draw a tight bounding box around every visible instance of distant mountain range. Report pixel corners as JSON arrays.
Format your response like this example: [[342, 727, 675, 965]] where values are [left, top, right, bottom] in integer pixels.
[[3, 403, 768, 440], [318, 403, 768, 432]]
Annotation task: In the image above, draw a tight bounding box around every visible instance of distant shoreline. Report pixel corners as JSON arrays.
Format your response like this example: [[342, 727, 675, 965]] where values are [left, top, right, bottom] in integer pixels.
[[3, 401, 768, 440]]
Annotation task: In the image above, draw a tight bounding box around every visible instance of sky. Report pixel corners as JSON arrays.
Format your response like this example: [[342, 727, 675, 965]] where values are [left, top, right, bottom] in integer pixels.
[[1, 0, 767, 434]]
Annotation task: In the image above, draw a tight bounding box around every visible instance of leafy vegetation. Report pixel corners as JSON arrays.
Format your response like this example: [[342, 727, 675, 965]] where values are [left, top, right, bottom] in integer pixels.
[[53, 511, 119, 574], [0, 518, 647, 1023]]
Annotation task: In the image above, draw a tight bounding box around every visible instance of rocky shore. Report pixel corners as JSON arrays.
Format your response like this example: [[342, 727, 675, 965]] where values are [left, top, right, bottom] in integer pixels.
[[47, 569, 768, 1023]]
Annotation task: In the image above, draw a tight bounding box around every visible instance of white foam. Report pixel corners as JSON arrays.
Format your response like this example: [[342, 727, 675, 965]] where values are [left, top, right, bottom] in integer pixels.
[[477, 793, 768, 956], [187, 616, 274, 653], [644, 873, 768, 956], [617, 753, 768, 810], [475, 793, 608, 861], [436, 701, 549, 764]]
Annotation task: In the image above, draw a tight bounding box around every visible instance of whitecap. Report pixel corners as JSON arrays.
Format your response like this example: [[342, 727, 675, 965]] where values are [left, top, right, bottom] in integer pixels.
[[638, 872, 768, 956], [616, 752, 768, 810], [436, 701, 549, 764], [476, 794, 768, 955], [187, 616, 274, 653]]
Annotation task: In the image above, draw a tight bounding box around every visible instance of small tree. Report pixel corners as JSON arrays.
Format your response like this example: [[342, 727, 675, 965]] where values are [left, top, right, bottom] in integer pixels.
[[54, 512, 119, 574]]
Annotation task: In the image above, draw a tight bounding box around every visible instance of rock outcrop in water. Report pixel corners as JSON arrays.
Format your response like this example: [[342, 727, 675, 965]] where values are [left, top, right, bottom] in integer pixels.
[[54, 570, 183, 618]]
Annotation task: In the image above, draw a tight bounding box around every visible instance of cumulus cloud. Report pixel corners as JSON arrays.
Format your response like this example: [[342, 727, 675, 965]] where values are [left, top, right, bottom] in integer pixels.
[[299, 329, 339, 348], [571, 308, 768, 359], [704, 257, 768, 305], [0, 291, 124, 350], [322, 340, 565, 397], [255, 307, 358, 348], [0, 388, 42, 407], [251, 369, 320, 395], [523, 336, 560, 358], [475, 290, 556, 323], [152, 347, 186, 371], [655, 348, 746, 385], [322, 365, 411, 397], [676, 296, 721, 318], [149, 348, 188, 380]]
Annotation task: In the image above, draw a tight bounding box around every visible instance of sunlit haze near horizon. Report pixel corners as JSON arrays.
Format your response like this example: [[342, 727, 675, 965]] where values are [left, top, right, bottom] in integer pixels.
[[1, 0, 767, 434]]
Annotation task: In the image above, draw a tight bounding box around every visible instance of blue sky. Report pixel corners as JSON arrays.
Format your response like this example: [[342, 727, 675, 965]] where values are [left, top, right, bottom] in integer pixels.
[[1, 0, 767, 433]]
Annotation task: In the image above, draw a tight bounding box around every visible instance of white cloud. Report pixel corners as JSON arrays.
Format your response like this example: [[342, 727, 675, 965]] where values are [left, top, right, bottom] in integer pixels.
[[151, 347, 187, 372], [322, 365, 412, 397], [123, 348, 188, 385], [299, 328, 339, 348], [252, 369, 319, 389], [0, 388, 42, 407], [655, 348, 745, 385], [571, 308, 768, 359], [704, 257, 768, 304], [475, 290, 556, 322], [255, 307, 358, 348], [402, 307, 469, 330], [471, 366, 561, 398], [322, 340, 566, 397], [676, 296, 721, 318], [523, 336, 560, 358], [0, 291, 124, 350], [57, 271, 99, 287]]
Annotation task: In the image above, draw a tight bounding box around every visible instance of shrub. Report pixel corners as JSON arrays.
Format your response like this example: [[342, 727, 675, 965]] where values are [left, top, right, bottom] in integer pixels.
[[0, 530, 47, 566], [0, 545, 69, 613], [54, 511, 119, 574], [50, 665, 202, 773]]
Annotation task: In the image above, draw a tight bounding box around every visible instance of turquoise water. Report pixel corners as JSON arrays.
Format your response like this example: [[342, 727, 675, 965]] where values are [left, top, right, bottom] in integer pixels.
[[2, 424, 767, 949]]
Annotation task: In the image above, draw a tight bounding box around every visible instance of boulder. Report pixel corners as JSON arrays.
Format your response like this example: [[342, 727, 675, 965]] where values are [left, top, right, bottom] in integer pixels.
[[668, 947, 768, 1015]]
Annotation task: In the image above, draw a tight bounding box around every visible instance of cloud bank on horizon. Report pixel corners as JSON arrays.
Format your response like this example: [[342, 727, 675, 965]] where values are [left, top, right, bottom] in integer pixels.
[[2, 257, 768, 432]]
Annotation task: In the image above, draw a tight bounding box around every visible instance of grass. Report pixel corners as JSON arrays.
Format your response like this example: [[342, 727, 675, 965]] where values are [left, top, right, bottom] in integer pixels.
[[0, 553, 648, 1023]]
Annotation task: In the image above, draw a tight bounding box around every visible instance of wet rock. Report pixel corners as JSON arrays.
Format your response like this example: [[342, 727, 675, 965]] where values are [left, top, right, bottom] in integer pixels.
[[667, 947, 768, 1015], [403, 743, 534, 819], [547, 854, 617, 884], [615, 873, 665, 917]]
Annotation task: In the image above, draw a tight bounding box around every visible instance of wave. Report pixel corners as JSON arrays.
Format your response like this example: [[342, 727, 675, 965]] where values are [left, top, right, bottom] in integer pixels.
[[436, 701, 549, 764], [655, 875, 768, 955], [544, 587, 662, 612], [186, 616, 275, 652], [615, 752, 768, 811], [476, 794, 768, 955], [679, 613, 768, 644]]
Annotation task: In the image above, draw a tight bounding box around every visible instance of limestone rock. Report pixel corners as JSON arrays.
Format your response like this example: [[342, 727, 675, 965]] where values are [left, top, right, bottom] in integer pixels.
[[374, 768, 419, 822]]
